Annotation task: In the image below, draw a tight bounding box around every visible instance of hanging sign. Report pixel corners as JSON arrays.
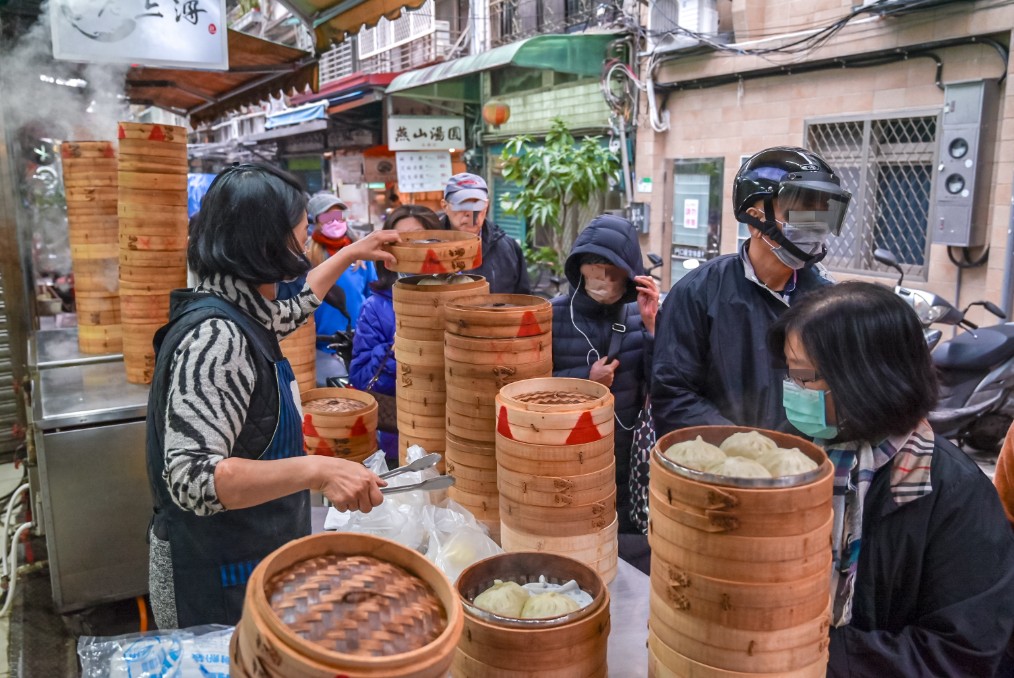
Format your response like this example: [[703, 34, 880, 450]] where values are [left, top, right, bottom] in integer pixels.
[[50, 0, 229, 70], [387, 116, 465, 151], [683, 198, 700, 229], [395, 152, 452, 193]]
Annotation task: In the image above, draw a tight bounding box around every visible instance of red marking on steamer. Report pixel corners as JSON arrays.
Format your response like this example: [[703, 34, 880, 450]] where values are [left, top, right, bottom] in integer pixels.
[[117, 124, 125, 139], [565, 411, 602, 444], [471, 249, 483, 269], [301, 414, 318, 438], [497, 405, 515, 439], [420, 249, 448, 274], [516, 311, 543, 338], [349, 416, 369, 437], [103, 144, 115, 158], [148, 125, 165, 141]]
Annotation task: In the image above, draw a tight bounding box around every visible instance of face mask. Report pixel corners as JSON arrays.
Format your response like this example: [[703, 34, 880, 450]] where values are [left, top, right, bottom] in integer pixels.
[[276, 274, 307, 301], [319, 219, 348, 240], [581, 264, 626, 305], [783, 379, 839, 439], [762, 235, 809, 271]]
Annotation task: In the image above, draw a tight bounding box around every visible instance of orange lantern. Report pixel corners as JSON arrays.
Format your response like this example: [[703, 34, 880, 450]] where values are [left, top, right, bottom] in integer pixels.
[[482, 101, 511, 128]]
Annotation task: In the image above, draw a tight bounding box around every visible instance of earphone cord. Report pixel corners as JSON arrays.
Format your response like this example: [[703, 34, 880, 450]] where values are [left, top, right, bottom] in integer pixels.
[[569, 279, 636, 432]]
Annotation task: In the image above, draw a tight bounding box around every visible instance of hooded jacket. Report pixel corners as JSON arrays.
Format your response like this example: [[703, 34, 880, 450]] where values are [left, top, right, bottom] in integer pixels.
[[349, 288, 396, 396], [439, 215, 532, 295], [550, 214, 653, 534], [651, 244, 830, 436]]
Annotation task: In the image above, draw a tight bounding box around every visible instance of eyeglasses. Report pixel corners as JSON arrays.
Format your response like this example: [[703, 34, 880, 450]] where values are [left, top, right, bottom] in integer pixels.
[[787, 368, 824, 388]]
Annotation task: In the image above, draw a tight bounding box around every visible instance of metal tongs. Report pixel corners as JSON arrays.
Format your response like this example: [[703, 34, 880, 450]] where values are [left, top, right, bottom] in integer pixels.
[[378, 453, 454, 495]]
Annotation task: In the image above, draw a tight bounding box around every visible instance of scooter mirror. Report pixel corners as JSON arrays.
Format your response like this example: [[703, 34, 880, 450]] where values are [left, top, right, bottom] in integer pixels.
[[648, 253, 664, 267], [873, 248, 904, 286], [984, 301, 1007, 320]]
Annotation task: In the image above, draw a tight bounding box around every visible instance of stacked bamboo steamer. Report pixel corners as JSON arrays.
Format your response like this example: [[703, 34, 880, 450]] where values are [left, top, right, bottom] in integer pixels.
[[117, 122, 189, 384], [280, 315, 317, 393], [300, 388, 378, 463], [442, 295, 553, 544], [647, 426, 834, 678], [62, 141, 121, 354], [391, 274, 488, 466], [231, 533, 463, 678], [495, 378, 619, 583]]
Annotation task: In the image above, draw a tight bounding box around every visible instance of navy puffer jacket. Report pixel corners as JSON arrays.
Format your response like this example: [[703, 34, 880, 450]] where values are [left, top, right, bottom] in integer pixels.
[[550, 214, 653, 534]]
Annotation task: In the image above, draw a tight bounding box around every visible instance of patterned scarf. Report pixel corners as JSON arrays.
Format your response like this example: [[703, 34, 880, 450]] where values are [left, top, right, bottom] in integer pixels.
[[823, 419, 935, 627], [311, 229, 352, 257]]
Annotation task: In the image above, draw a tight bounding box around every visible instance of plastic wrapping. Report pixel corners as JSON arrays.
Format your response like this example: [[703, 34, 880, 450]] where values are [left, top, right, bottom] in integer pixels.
[[77, 625, 232, 678]]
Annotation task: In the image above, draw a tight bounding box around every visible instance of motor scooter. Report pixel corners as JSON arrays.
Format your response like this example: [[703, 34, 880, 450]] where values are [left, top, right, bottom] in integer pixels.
[[875, 249, 1014, 451]]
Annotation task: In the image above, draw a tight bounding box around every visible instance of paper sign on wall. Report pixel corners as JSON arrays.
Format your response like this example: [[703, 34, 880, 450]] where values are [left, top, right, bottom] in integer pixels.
[[387, 116, 465, 151], [395, 152, 452, 193], [683, 198, 700, 229]]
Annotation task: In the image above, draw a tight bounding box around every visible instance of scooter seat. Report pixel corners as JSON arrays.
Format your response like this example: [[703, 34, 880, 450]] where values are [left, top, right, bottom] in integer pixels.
[[932, 324, 1014, 371]]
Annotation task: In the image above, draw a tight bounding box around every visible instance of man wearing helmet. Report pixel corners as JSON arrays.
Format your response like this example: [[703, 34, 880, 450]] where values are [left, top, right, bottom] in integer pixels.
[[651, 147, 852, 435]]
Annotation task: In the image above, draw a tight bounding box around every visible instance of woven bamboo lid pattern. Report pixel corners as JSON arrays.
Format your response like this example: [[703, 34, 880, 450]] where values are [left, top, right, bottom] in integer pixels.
[[303, 397, 370, 414], [514, 390, 599, 406], [267, 554, 448, 657]]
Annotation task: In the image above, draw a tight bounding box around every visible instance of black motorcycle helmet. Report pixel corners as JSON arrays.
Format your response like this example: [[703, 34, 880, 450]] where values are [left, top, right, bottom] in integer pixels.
[[734, 147, 851, 267]]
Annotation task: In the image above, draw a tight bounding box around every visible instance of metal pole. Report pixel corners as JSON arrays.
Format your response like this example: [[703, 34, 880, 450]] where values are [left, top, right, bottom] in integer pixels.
[[1000, 186, 1014, 316]]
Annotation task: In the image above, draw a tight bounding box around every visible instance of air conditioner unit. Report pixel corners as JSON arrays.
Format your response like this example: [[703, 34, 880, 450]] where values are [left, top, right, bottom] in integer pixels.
[[647, 0, 719, 54]]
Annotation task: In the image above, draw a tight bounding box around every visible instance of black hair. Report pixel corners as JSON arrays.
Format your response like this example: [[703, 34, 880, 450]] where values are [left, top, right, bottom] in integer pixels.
[[370, 205, 444, 292], [767, 281, 938, 443], [187, 163, 309, 285], [581, 253, 612, 266]]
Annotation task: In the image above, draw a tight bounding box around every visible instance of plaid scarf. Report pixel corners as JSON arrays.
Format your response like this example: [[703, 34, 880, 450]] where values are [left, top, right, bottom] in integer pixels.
[[824, 419, 935, 627]]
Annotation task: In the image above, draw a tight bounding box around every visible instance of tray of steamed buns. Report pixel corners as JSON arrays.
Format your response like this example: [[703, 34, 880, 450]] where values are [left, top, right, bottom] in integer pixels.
[[655, 428, 830, 489]]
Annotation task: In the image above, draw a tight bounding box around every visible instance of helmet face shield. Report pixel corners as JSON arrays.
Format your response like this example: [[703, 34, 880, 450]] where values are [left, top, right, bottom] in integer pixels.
[[776, 182, 852, 236]]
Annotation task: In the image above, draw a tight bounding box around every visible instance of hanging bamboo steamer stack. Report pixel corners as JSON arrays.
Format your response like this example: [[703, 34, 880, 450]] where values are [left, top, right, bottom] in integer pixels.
[[442, 295, 554, 543], [301, 388, 378, 463], [230, 533, 463, 678], [62, 141, 121, 354], [647, 426, 834, 678], [281, 315, 317, 393], [117, 122, 189, 384], [392, 274, 489, 466], [494, 378, 618, 583], [453, 552, 610, 678]]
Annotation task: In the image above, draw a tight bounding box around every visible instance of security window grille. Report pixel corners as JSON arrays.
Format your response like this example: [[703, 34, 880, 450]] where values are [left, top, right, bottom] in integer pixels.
[[806, 114, 938, 279]]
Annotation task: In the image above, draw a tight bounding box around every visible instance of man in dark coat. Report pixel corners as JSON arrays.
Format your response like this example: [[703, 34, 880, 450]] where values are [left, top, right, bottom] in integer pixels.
[[439, 173, 531, 295], [651, 147, 851, 436], [551, 214, 659, 535]]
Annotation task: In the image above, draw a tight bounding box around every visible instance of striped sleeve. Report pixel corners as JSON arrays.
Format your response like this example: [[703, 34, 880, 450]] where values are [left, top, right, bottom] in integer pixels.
[[273, 281, 321, 340], [163, 318, 256, 516]]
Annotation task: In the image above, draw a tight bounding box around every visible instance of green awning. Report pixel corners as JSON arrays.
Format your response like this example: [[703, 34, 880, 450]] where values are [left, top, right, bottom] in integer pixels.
[[276, 0, 428, 49], [385, 33, 619, 101]]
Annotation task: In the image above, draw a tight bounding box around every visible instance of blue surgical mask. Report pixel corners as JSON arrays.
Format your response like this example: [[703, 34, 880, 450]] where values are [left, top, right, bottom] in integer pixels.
[[782, 379, 839, 439], [276, 274, 307, 301]]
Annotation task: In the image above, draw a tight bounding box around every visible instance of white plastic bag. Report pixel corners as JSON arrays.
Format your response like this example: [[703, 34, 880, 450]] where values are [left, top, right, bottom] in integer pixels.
[[422, 499, 502, 582], [77, 625, 232, 678]]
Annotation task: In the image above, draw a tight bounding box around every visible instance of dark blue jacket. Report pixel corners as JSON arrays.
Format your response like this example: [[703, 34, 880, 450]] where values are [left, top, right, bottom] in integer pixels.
[[349, 288, 395, 396], [439, 216, 532, 295], [828, 436, 1014, 677], [551, 214, 653, 534], [651, 245, 830, 437]]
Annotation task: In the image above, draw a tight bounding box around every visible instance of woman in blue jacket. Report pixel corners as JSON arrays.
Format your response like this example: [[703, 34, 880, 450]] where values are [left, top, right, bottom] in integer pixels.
[[350, 205, 444, 461]]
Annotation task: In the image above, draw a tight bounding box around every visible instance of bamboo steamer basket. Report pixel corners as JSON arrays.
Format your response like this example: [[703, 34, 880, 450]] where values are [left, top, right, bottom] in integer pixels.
[[72, 257, 118, 295], [453, 552, 609, 678], [119, 265, 187, 286], [63, 157, 117, 172], [398, 410, 446, 432], [78, 308, 121, 325], [230, 533, 463, 678], [118, 141, 188, 160], [120, 248, 187, 267], [443, 333, 551, 364], [495, 436, 614, 476], [447, 488, 499, 519], [118, 122, 187, 144], [118, 186, 188, 206], [647, 630, 828, 678], [76, 294, 119, 312], [66, 185, 118, 203], [497, 461, 615, 508], [118, 171, 187, 190], [305, 434, 377, 463], [445, 415, 495, 443], [398, 363, 445, 391], [385, 231, 482, 275], [61, 141, 116, 160], [64, 172, 117, 188], [399, 435, 446, 466], [302, 388, 377, 439], [649, 596, 830, 674], [78, 333, 122, 354], [118, 232, 189, 251], [444, 457, 497, 484], [444, 294, 552, 339], [499, 491, 616, 534], [393, 336, 445, 368], [445, 357, 554, 383], [445, 434, 496, 468], [495, 379, 614, 446], [499, 518, 618, 563], [445, 395, 496, 420], [70, 243, 118, 260], [120, 293, 171, 323], [392, 275, 488, 340], [280, 318, 316, 393], [397, 389, 447, 416]]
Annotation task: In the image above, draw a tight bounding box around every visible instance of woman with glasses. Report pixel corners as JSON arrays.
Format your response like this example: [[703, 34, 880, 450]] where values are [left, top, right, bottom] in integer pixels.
[[768, 281, 1014, 677], [145, 164, 401, 629]]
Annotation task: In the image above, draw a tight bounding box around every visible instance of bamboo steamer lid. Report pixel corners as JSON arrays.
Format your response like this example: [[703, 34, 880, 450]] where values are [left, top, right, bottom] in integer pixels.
[[646, 629, 829, 678], [444, 294, 552, 339], [230, 533, 463, 678], [117, 122, 187, 144], [118, 171, 188, 190], [392, 274, 488, 308], [384, 231, 482, 275], [60, 141, 116, 160], [118, 186, 188, 206]]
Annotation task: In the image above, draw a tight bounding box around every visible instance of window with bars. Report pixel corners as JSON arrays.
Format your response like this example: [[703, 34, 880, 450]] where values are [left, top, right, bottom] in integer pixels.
[[806, 114, 938, 279]]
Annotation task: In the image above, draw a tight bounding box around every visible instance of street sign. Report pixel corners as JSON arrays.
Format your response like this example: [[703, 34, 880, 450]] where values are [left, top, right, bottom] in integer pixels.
[[50, 0, 229, 70], [387, 116, 465, 151]]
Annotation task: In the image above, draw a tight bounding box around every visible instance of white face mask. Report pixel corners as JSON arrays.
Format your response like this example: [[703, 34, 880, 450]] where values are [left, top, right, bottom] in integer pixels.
[[580, 263, 626, 305]]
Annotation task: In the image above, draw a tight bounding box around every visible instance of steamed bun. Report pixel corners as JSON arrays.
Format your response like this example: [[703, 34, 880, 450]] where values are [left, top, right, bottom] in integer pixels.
[[664, 436, 726, 471], [707, 456, 773, 479], [520, 591, 581, 619], [474, 580, 530, 617], [757, 447, 818, 477], [720, 431, 778, 460]]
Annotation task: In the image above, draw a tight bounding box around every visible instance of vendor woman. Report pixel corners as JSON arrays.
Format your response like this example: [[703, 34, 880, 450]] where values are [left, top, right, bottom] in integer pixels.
[[768, 281, 1014, 676], [146, 164, 400, 629]]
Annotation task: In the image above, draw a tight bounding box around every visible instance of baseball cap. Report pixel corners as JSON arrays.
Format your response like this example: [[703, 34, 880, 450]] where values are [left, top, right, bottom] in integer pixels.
[[444, 173, 489, 211], [307, 192, 348, 221]]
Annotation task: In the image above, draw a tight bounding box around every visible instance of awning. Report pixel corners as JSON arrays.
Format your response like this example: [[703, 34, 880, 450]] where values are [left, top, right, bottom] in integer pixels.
[[265, 102, 328, 129], [275, 0, 428, 49], [385, 33, 619, 101], [126, 30, 316, 124]]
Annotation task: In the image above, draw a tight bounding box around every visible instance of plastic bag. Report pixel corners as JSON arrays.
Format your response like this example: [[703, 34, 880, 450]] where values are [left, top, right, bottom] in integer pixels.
[[77, 625, 233, 678], [422, 499, 502, 583]]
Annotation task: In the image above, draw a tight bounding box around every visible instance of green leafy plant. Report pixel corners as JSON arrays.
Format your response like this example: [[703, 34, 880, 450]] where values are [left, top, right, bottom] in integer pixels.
[[499, 118, 620, 274]]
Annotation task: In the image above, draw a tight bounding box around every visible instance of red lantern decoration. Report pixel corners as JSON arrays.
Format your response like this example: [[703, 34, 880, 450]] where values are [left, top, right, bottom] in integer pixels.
[[482, 101, 511, 128]]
